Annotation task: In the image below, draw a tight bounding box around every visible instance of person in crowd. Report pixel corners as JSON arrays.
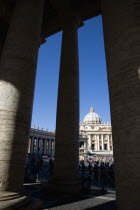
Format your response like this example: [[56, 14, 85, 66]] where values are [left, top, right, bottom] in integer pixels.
[[81, 160, 86, 169], [35, 157, 43, 181], [88, 161, 93, 177], [100, 162, 105, 187], [49, 158, 54, 176], [93, 162, 99, 183]]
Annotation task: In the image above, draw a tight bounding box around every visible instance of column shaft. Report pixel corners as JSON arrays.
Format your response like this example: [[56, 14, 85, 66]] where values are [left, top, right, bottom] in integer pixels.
[[84, 141, 86, 153], [0, 0, 44, 194], [31, 137, 34, 154], [44, 139, 47, 154], [97, 135, 100, 151], [107, 135, 110, 151], [28, 138, 32, 153], [48, 139, 52, 155], [102, 0, 140, 209], [40, 139, 43, 155], [35, 138, 39, 155], [88, 135, 92, 150], [50, 16, 81, 193], [101, 135, 104, 150], [0, 22, 8, 59]]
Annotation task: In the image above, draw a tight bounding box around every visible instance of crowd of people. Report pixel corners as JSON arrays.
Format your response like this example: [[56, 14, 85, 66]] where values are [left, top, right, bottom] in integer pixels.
[[25, 154, 115, 189], [24, 154, 54, 182], [79, 159, 115, 188]]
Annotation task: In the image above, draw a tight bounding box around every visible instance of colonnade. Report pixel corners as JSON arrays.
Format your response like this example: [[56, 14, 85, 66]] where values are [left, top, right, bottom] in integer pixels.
[[0, 0, 140, 209], [28, 136, 55, 156], [88, 134, 112, 151], [100, 134, 112, 151]]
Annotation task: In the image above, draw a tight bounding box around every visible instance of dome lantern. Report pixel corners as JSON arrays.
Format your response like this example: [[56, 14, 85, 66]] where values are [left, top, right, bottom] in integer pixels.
[[83, 106, 101, 124]]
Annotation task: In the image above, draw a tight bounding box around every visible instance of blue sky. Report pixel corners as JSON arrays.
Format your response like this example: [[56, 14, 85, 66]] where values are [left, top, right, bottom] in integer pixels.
[[31, 15, 111, 130]]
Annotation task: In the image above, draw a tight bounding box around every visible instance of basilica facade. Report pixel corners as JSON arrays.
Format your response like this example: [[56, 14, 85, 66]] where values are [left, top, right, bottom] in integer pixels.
[[80, 107, 113, 156], [28, 106, 113, 158]]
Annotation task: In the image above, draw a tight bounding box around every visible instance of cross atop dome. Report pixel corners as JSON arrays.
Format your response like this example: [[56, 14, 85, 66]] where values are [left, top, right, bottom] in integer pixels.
[[90, 106, 94, 112]]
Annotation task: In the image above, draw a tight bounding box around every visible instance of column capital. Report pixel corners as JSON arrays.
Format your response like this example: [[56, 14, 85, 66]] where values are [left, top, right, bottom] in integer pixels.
[[50, 0, 84, 28]]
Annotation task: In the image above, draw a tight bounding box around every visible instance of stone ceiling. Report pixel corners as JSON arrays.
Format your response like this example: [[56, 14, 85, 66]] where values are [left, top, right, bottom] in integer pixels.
[[0, 0, 101, 39]]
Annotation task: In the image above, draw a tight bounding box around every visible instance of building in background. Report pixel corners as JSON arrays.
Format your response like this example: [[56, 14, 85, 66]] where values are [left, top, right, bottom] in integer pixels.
[[28, 106, 113, 161], [80, 107, 113, 158], [28, 128, 88, 159], [28, 128, 55, 157]]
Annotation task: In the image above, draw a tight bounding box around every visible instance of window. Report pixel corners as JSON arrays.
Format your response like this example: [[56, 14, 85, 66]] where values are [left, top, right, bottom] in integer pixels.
[[103, 135, 107, 140], [110, 146, 112, 150], [100, 146, 102, 150], [91, 134, 95, 140], [104, 144, 107, 150], [91, 144, 95, 150]]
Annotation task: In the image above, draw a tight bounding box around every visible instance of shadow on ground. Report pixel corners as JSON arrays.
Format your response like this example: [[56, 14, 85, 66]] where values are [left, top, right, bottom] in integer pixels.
[[23, 183, 116, 210]]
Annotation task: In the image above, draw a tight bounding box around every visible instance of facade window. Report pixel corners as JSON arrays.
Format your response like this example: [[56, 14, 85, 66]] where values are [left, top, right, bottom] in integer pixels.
[[99, 134, 101, 140], [104, 144, 107, 150], [110, 146, 112, 150], [91, 134, 95, 140], [100, 146, 102, 150], [103, 135, 107, 140], [91, 144, 95, 150]]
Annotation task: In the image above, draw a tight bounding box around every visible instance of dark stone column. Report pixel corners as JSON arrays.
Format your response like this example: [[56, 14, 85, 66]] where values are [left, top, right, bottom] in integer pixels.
[[101, 0, 140, 209], [0, 21, 8, 58], [0, 0, 44, 209], [48, 16, 81, 193]]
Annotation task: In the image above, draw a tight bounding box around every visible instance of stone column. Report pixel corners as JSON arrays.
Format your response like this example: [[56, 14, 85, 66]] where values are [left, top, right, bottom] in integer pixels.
[[53, 139, 55, 156], [0, 22, 8, 59], [44, 139, 47, 154], [43, 139, 45, 154], [49, 15, 81, 193], [101, 135, 104, 150], [30, 137, 34, 154], [97, 135, 100, 151], [107, 134, 110, 151], [95, 136, 98, 151], [88, 135, 92, 150], [0, 1, 44, 208], [84, 141, 87, 153], [102, 0, 140, 209], [28, 138, 31, 154], [48, 139, 52, 155], [35, 137, 39, 155], [47, 139, 49, 154], [40, 138, 43, 155], [0, 37, 4, 58], [111, 135, 113, 151], [51, 140, 53, 156]]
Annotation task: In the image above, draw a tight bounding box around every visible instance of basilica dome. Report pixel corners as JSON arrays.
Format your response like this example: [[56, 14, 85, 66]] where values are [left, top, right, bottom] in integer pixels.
[[83, 107, 101, 124]]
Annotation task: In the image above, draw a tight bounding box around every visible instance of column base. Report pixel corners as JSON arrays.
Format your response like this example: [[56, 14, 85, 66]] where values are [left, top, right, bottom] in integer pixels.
[[0, 192, 30, 210], [43, 176, 82, 194]]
